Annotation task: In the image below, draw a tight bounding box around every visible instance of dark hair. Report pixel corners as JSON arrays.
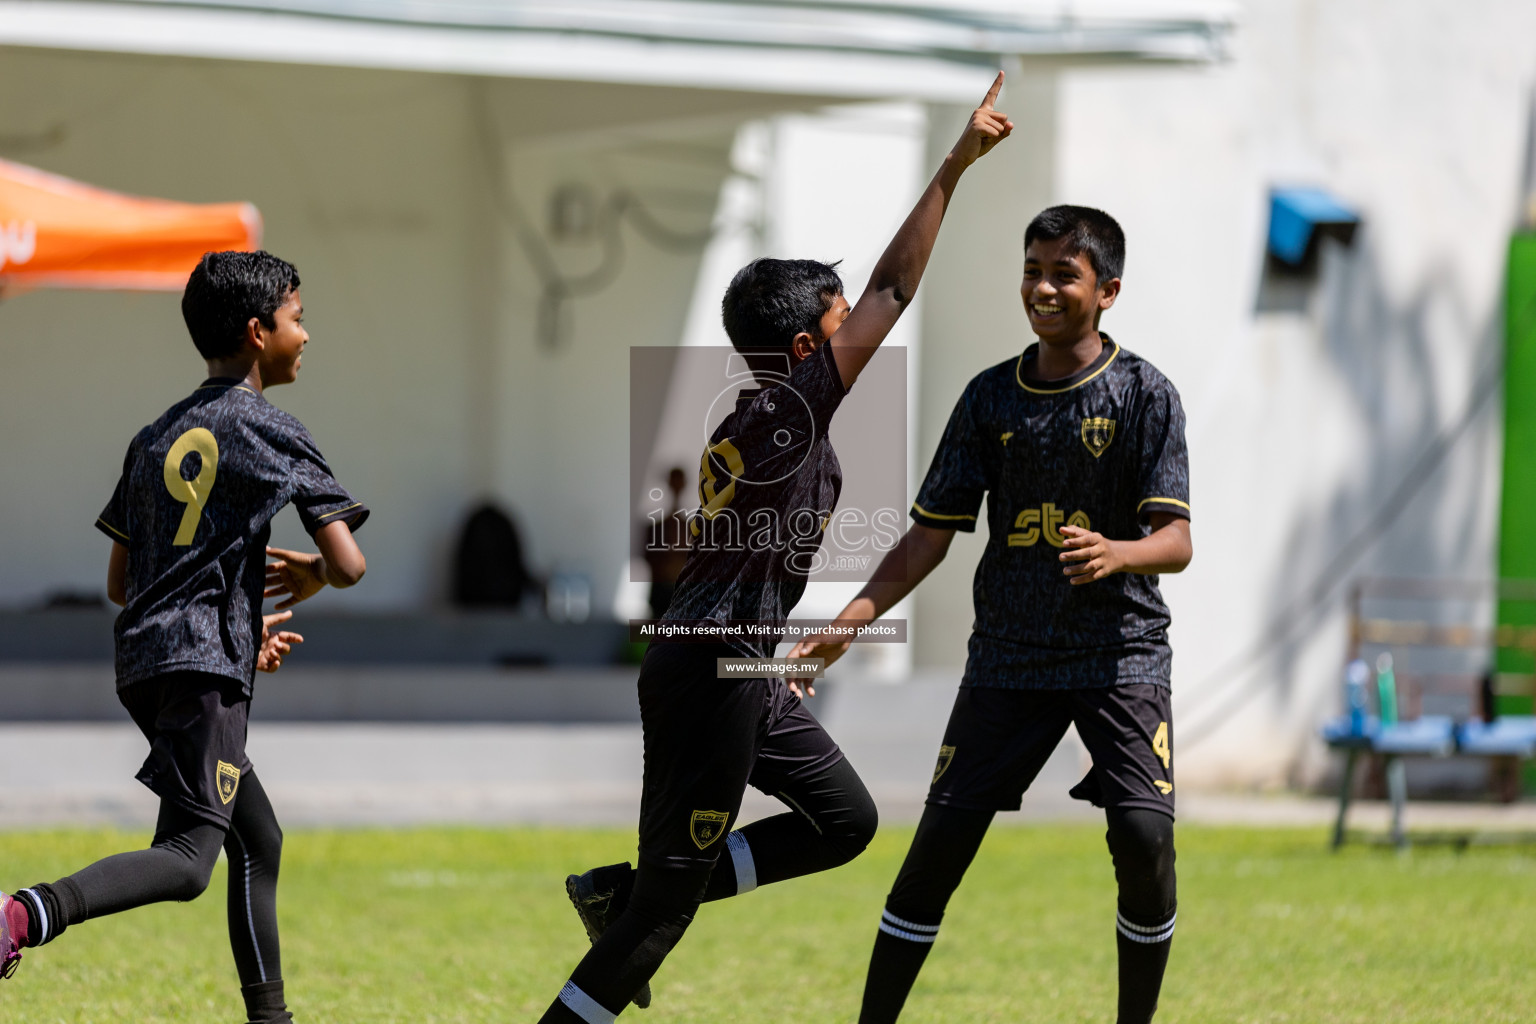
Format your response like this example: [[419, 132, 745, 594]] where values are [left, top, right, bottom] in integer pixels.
[[721, 258, 843, 353], [1024, 205, 1125, 284], [181, 250, 301, 360]]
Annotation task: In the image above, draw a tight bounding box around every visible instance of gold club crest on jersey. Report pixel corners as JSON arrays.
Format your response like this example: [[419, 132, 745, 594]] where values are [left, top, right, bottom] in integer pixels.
[[690, 810, 730, 849], [932, 745, 956, 784], [1081, 417, 1116, 458], [216, 760, 241, 805]]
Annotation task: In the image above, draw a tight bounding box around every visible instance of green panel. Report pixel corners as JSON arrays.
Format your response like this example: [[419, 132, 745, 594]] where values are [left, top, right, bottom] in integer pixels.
[[1497, 235, 1536, 791], [1497, 234, 1536, 679]]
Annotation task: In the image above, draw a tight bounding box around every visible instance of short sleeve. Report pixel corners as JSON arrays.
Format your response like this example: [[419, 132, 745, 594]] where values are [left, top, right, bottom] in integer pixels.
[[289, 431, 370, 536], [95, 443, 135, 545], [911, 387, 987, 532], [1135, 382, 1190, 522], [719, 342, 848, 481]]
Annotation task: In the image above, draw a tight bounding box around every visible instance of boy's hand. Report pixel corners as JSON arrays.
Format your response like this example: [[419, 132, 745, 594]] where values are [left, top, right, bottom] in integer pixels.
[[265, 546, 329, 609], [257, 610, 304, 673], [1059, 525, 1126, 585], [950, 71, 1013, 168], [786, 625, 861, 699]]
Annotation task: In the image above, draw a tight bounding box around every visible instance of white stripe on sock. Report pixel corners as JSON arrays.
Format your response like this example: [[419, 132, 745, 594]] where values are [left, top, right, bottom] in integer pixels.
[[559, 981, 618, 1024], [19, 889, 48, 945], [727, 831, 758, 894], [878, 920, 938, 943], [1116, 911, 1176, 944], [881, 910, 939, 934], [1116, 910, 1176, 934]]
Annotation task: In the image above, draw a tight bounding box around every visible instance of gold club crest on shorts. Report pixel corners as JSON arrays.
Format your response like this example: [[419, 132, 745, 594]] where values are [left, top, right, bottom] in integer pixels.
[[1081, 417, 1116, 458], [932, 745, 956, 784], [216, 760, 241, 805], [689, 810, 730, 850]]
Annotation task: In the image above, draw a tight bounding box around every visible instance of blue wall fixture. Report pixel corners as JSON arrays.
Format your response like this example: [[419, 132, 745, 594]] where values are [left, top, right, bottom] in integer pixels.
[[1268, 187, 1360, 266]]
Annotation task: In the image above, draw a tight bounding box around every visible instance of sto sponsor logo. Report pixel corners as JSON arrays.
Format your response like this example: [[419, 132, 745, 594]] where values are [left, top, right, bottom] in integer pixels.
[[1008, 503, 1090, 548]]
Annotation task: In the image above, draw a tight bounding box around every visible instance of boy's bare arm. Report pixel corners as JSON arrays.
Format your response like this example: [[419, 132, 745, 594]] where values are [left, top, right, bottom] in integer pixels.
[[1058, 514, 1192, 585], [786, 524, 956, 695], [829, 73, 1013, 391], [107, 541, 128, 607], [264, 520, 367, 610]]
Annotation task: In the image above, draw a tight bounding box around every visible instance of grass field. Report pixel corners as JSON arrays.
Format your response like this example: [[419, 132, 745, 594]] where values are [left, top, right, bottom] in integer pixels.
[[2, 823, 1533, 1023]]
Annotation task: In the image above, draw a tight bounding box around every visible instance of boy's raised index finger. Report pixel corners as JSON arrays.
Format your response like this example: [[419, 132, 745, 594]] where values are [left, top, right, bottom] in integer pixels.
[[980, 70, 1004, 110]]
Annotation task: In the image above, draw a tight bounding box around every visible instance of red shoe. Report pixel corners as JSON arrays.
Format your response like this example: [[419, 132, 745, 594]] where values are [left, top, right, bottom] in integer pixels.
[[0, 890, 27, 979]]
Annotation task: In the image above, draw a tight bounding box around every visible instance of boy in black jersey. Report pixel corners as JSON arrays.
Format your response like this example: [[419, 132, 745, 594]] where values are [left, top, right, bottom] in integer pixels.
[[539, 76, 1013, 1023], [792, 206, 1193, 1024], [0, 250, 368, 1024]]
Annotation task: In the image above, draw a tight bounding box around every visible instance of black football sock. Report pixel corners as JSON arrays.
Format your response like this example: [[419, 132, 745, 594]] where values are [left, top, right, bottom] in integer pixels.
[[12, 878, 84, 948], [858, 909, 942, 1024], [1115, 906, 1176, 1024], [242, 979, 293, 1024], [858, 804, 993, 1024], [20, 802, 223, 946], [539, 864, 710, 1022], [701, 756, 878, 902], [1105, 808, 1177, 1024]]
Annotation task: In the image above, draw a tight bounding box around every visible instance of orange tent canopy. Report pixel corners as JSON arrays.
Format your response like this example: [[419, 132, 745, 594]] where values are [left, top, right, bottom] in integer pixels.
[[0, 158, 261, 293]]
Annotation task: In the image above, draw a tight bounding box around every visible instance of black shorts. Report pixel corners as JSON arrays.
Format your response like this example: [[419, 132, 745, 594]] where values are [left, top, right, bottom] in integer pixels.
[[119, 671, 253, 829], [637, 642, 844, 870], [927, 684, 1174, 818]]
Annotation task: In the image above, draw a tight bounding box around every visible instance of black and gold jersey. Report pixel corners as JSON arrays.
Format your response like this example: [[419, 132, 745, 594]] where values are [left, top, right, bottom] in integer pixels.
[[912, 336, 1189, 689], [662, 342, 847, 657], [96, 379, 368, 692]]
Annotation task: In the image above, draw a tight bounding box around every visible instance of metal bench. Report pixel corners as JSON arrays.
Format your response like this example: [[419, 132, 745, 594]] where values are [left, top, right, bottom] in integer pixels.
[[1323, 715, 1536, 848]]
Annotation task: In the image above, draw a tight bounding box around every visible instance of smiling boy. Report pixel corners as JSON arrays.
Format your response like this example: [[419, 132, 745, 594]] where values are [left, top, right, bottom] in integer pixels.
[[793, 206, 1192, 1023], [538, 77, 1012, 1023], [0, 250, 368, 1024]]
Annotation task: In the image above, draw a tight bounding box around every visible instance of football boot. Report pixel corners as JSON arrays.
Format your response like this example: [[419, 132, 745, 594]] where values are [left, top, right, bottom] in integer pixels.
[[565, 863, 650, 1009], [0, 890, 28, 980]]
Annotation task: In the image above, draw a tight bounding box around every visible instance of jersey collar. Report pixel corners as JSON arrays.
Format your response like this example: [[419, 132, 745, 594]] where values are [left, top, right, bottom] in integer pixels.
[[196, 377, 261, 397], [1015, 335, 1120, 395]]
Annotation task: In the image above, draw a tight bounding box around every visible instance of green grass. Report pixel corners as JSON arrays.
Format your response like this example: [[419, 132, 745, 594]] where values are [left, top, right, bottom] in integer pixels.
[[2, 824, 1533, 1022]]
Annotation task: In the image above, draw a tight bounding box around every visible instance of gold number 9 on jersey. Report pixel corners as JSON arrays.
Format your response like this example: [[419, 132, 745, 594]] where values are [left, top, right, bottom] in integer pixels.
[[163, 428, 220, 546]]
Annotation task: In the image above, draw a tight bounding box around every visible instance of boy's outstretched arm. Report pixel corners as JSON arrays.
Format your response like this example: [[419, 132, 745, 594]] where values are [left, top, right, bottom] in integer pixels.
[[786, 523, 956, 696], [829, 72, 1013, 391], [264, 520, 367, 609], [1059, 514, 1192, 585]]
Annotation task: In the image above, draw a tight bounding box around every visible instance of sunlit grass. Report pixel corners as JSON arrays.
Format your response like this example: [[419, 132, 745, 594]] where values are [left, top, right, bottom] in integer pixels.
[[3, 824, 1532, 1022]]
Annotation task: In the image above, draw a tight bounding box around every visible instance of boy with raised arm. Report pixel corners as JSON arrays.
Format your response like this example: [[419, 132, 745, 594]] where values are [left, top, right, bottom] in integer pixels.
[[540, 76, 1012, 1023], [792, 206, 1192, 1024], [1, 250, 368, 1024]]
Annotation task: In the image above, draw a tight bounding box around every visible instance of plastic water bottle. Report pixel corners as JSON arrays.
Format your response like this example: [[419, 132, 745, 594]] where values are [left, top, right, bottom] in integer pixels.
[[1345, 659, 1370, 735], [1375, 652, 1398, 725]]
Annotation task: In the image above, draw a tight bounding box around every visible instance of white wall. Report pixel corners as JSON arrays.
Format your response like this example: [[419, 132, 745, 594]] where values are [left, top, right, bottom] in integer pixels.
[[1038, 1, 1535, 786], [0, 52, 485, 609], [8, 5, 1536, 793], [0, 49, 809, 612]]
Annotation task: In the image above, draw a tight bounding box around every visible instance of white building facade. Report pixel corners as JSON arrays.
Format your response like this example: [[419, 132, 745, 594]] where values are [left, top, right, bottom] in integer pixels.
[[3, 0, 1534, 788]]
